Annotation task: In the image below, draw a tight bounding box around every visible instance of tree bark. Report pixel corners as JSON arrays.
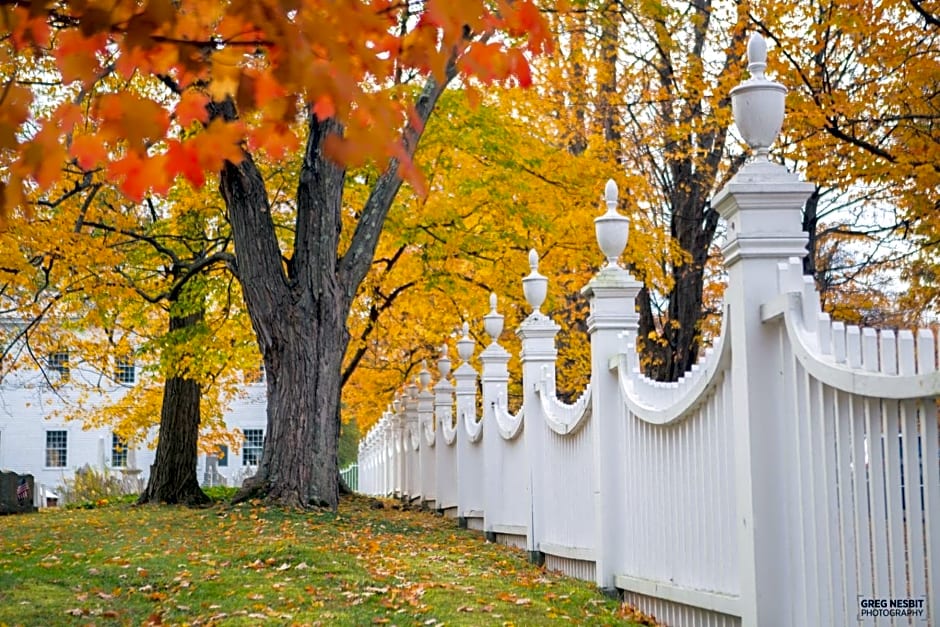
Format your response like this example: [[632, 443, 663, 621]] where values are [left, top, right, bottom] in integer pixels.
[[138, 310, 209, 506], [220, 116, 348, 510], [802, 186, 822, 281], [219, 62, 455, 510], [631, 5, 746, 382], [235, 313, 347, 508]]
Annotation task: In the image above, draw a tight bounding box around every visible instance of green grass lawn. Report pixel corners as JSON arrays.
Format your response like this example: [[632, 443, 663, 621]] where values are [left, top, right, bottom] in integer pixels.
[[0, 492, 650, 626]]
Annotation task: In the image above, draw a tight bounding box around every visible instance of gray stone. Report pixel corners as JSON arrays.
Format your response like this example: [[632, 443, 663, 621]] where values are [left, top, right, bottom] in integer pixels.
[[0, 470, 37, 514]]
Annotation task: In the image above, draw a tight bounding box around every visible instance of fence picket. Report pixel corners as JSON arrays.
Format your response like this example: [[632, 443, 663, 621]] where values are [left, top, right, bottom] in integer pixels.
[[916, 329, 939, 625]]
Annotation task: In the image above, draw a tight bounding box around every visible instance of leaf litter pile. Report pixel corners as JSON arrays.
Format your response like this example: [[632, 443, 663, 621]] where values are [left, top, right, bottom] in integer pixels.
[[0, 493, 654, 625]]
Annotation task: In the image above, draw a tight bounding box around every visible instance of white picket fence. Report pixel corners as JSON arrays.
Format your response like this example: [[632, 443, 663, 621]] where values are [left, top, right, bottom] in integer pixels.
[[357, 35, 938, 627]]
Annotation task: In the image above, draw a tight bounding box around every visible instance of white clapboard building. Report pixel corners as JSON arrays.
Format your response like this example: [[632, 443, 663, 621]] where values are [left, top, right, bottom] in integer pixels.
[[0, 333, 268, 504]]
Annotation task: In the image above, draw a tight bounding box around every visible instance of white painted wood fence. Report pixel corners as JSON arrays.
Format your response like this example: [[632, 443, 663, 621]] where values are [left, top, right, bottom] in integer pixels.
[[357, 35, 938, 627]]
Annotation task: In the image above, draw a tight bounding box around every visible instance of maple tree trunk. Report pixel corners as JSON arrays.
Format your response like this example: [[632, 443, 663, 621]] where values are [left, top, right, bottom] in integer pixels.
[[220, 119, 350, 510], [219, 71, 453, 510], [234, 309, 347, 509], [802, 186, 822, 283], [138, 310, 209, 506], [623, 8, 747, 383], [638, 261, 708, 382], [637, 175, 721, 382]]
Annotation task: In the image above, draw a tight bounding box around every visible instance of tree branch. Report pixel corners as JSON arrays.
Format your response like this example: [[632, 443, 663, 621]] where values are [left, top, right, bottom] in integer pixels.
[[337, 53, 460, 304]]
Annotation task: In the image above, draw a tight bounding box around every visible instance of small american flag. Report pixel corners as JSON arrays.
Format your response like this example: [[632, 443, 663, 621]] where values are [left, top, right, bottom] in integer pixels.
[[16, 479, 29, 502]]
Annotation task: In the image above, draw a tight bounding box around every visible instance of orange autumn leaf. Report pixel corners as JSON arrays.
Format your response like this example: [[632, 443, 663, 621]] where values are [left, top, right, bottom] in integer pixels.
[[247, 123, 300, 161], [20, 126, 65, 188], [0, 0, 554, 216], [506, 1, 553, 54], [70, 134, 109, 170], [507, 49, 532, 88], [313, 96, 336, 120], [55, 103, 86, 136], [98, 93, 171, 151], [166, 139, 205, 188], [209, 47, 244, 102], [55, 30, 107, 85], [107, 152, 171, 202], [252, 71, 288, 108], [193, 119, 245, 171], [175, 91, 210, 127]]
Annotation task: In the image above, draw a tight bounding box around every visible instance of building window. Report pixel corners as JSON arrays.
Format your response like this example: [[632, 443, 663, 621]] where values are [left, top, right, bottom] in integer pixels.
[[242, 429, 263, 466], [48, 351, 70, 380], [115, 358, 135, 384], [46, 430, 67, 467], [217, 444, 229, 467], [111, 433, 127, 467]]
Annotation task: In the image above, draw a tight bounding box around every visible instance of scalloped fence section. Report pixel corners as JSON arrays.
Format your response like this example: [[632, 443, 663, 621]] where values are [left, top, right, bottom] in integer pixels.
[[758, 259, 940, 627], [357, 33, 938, 626], [356, 195, 939, 627]]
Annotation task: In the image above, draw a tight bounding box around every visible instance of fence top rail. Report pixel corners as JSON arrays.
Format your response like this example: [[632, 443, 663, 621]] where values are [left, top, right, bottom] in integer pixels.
[[536, 374, 593, 436], [460, 406, 483, 442], [421, 413, 435, 447], [763, 291, 940, 399], [492, 396, 524, 440], [759, 257, 940, 399], [611, 304, 731, 425], [409, 423, 420, 451], [440, 404, 457, 445]]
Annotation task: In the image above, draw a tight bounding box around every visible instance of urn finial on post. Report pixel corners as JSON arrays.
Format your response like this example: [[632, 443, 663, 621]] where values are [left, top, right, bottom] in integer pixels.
[[746, 33, 768, 78], [437, 344, 451, 378], [522, 249, 548, 314], [730, 33, 786, 161], [595, 179, 629, 268], [456, 321, 475, 362], [419, 359, 431, 389], [483, 292, 504, 344]]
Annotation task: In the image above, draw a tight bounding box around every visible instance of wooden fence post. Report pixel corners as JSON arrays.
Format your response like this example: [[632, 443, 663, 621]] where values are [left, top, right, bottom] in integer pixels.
[[480, 294, 513, 540], [582, 179, 643, 591], [517, 250, 560, 563], [454, 323, 483, 528], [712, 33, 816, 626]]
